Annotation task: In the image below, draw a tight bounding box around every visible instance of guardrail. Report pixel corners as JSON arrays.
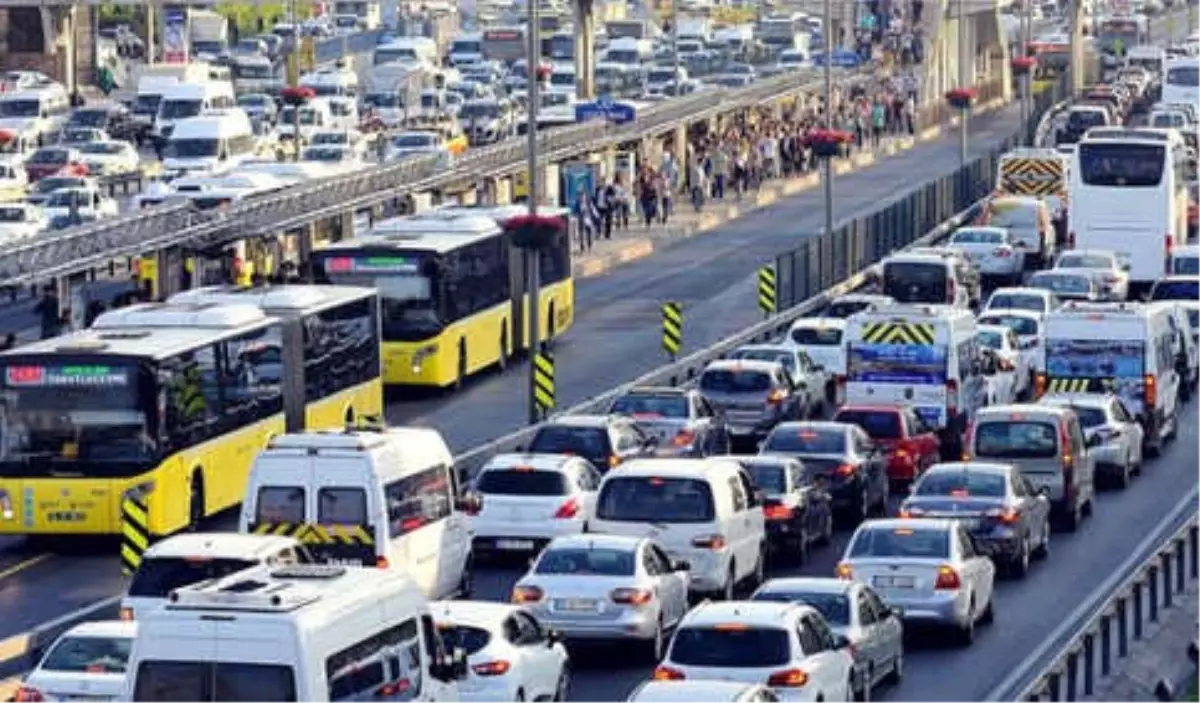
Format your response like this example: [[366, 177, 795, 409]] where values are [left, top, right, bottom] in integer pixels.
[[0, 64, 885, 287], [984, 488, 1200, 702]]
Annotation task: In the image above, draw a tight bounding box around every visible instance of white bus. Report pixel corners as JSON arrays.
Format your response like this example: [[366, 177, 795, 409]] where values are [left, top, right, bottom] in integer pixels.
[[1162, 57, 1200, 112], [1068, 128, 1189, 291]]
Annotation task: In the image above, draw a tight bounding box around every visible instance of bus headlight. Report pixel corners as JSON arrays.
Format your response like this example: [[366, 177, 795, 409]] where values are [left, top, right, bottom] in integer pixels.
[[0, 489, 13, 520], [411, 345, 439, 374]]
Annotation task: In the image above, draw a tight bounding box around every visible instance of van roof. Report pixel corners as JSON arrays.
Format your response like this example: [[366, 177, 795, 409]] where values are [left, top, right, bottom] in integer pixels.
[[608, 457, 740, 479], [702, 358, 781, 374], [144, 532, 300, 560], [170, 112, 253, 139], [262, 428, 450, 476]]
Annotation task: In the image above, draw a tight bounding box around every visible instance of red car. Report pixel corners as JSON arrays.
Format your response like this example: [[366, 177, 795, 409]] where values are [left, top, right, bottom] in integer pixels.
[[831, 405, 940, 487], [25, 146, 85, 182]]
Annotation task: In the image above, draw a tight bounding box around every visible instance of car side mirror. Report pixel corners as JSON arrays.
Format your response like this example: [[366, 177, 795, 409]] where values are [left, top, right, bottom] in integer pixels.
[[456, 494, 481, 514], [1086, 433, 1103, 448], [832, 634, 852, 650], [671, 558, 691, 572], [547, 629, 563, 646]]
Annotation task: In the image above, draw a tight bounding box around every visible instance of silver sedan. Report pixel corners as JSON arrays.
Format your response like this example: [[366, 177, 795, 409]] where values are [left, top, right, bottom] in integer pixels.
[[511, 534, 690, 662], [751, 577, 904, 699], [1039, 393, 1145, 488]]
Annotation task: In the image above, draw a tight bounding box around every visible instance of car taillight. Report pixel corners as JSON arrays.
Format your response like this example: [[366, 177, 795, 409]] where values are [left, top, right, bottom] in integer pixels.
[[947, 277, 956, 303], [14, 688, 43, 702], [608, 454, 621, 469], [654, 666, 686, 680], [1144, 374, 1157, 408], [691, 534, 727, 550], [946, 379, 959, 413], [899, 505, 925, 518], [120, 606, 134, 621], [376, 555, 390, 569], [836, 374, 847, 387], [934, 565, 962, 590], [835, 463, 857, 477], [763, 504, 794, 520], [376, 679, 412, 698], [673, 429, 696, 447], [994, 248, 1012, 258], [611, 587, 654, 606], [767, 669, 810, 687], [512, 585, 544, 603], [554, 497, 580, 519], [767, 389, 787, 406], [985, 507, 1021, 525], [835, 562, 853, 580], [472, 660, 512, 676]]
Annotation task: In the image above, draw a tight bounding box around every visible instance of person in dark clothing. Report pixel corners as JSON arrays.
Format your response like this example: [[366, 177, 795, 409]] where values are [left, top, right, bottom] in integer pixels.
[[34, 289, 60, 340], [84, 300, 107, 328]]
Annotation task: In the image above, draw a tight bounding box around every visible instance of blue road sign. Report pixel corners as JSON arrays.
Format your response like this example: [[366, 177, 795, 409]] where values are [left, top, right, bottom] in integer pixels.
[[575, 96, 637, 125]]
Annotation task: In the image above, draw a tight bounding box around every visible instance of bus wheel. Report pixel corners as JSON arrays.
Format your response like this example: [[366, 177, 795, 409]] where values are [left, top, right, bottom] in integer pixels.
[[454, 343, 467, 391], [497, 329, 509, 371], [188, 471, 205, 532]]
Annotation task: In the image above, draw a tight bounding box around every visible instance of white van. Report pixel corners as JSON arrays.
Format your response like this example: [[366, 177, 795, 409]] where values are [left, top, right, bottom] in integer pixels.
[[152, 80, 237, 143], [1040, 301, 1181, 456], [300, 64, 360, 98], [843, 304, 986, 456], [589, 457, 767, 600], [120, 532, 309, 621], [240, 428, 472, 600], [278, 99, 334, 144], [162, 111, 256, 178], [0, 86, 70, 141], [123, 564, 466, 701]]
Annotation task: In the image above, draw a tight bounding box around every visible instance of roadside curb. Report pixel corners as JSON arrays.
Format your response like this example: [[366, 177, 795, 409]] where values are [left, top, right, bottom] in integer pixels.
[[572, 96, 1011, 280]]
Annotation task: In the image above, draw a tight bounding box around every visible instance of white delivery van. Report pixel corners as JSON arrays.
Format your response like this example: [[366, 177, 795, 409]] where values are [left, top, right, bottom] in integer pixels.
[[152, 80, 237, 144], [240, 427, 472, 600], [162, 111, 256, 178], [0, 86, 70, 141], [124, 564, 466, 701]]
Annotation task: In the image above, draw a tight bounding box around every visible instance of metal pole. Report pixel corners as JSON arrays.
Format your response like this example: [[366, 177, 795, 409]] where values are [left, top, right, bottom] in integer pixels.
[[958, 0, 968, 167], [526, 0, 543, 426], [290, 0, 300, 162], [822, 0, 834, 246], [671, 0, 680, 97], [1020, 0, 1031, 143]]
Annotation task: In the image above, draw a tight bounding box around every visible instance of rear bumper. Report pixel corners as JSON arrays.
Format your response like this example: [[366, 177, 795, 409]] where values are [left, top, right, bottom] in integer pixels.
[[970, 530, 1023, 560], [888, 592, 966, 628], [534, 611, 660, 641]]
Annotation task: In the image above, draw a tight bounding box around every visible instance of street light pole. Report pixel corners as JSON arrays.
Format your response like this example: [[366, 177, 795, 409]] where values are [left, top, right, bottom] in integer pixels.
[[671, 0, 680, 97], [526, 0, 543, 425], [958, 0, 968, 167], [821, 0, 833, 246], [1020, 0, 1032, 142]]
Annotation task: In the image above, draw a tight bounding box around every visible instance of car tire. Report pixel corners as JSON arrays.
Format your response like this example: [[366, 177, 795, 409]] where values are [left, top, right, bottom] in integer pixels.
[[980, 596, 995, 625], [884, 652, 904, 685], [553, 665, 571, 701], [748, 545, 766, 590], [1114, 456, 1132, 490], [1008, 536, 1030, 579], [1062, 501, 1081, 532], [646, 618, 666, 663], [1032, 517, 1050, 560], [720, 563, 736, 601], [955, 609, 975, 648], [854, 667, 872, 702]]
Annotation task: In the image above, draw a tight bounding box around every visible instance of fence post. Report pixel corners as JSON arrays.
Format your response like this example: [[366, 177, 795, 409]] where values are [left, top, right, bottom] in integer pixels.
[[120, 485, 152, 576]]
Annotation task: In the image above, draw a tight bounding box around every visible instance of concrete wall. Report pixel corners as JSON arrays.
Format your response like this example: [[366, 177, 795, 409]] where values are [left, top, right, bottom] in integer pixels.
[[0, 6, 95, 89]]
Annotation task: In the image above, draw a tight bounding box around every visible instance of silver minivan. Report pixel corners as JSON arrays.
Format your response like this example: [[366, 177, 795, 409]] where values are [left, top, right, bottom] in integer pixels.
[[966, 404, 1096, 531]]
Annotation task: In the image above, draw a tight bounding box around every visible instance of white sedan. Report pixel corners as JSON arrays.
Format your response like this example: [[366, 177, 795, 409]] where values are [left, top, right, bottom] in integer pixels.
[[77, 140, 140, 177], [18, 620, 136, 702], [431, 601, 570, 703], [977, 310, 1046, 380], [1040, 393, 1144, 489], [42, 187, 119, 221], [977, 323, 1032, 398], [1052, 249, 1130, 301], [947, 226, 1025, 284]]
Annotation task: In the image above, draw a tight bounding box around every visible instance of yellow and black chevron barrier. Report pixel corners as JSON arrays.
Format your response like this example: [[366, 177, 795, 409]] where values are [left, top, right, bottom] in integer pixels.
[[758, 266, 777, 316], [662, 302, 683, 359], [533, 351, 555, 414], [251, 522, 375, 545], [1046, 377, 1115, 394], [999, 158, 1065, 197], [120, 492, 151, 576], [861, 321, 936, 345]]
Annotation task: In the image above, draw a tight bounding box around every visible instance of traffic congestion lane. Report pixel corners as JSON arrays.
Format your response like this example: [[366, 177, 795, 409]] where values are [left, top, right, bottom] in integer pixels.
[[389, 105, 1026, 450], [463, 401, 1200, 703]]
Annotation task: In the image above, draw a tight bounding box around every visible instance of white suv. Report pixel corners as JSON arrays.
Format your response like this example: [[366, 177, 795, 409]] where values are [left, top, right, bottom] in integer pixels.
[[653, 601, 856, 702]]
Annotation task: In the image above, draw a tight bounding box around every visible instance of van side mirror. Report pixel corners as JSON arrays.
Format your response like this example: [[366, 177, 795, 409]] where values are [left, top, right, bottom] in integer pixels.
[[832, 634, 852, 650], [1085, 433, 1103, 448], [671, 558, 691, 572]]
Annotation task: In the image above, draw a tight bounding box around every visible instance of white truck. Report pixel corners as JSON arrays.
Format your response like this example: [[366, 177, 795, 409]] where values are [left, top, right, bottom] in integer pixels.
[[189, 9, 229, 58]]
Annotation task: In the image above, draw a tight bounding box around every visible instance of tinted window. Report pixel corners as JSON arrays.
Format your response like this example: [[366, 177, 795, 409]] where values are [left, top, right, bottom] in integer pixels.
[[255, 486, 305, 523], [535, 547, 636, 575], [1029, 273, 1091, 294], [1057, 254, 1112, 269], [848, 527, 950, 558], [133, 661, 297, 701], [883, 262, 948, 302], [128, 557, 257, 598], [833, 410, 902, 439], [610, 394, 689, 418], [318, 487, 367, 525], [951, 229, 1005, 244], [41, 635, 133, 673], [728, 348, 796, 374], [974, 421, 1059, 458], [986, 203, 1039, 228], [791, 326, 843, 345], [914, 470, 1006, 497], [1150, 279, 1200, 301], [325, 620, 421, 702], [1078, 142, 1165, 187], [1067, 109, 1107, 129], [529, 426, 611, 460], [978, 330, 1004, 349], [762, 428, 846, 454], [435, 625, 491, 656], [302, 296, 382, 402], [742, 462, 787, 495], [1069, 406, 1106, 428], [751, 590, 850, 625], [385, 466, 452, 538], [596, 477, 715, 523], [986, 293, 1045, 313], [699, 369, 772, 393], [1171, 257, 1199, 276], [669, 627, 790, 667], [477, 469, 568, 496]]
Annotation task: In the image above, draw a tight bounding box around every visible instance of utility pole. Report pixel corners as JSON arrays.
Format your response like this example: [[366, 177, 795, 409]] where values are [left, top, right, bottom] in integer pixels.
[[671, 0, 680, 97], [525, 0, 543, 426], [821, 0, 834, 247], [1021, 0, 1032, 141], [958, 0, 968, 167]]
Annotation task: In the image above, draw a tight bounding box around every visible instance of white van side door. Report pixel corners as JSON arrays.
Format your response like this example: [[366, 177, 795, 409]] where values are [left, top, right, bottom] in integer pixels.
[[723, 474, 756, 581]]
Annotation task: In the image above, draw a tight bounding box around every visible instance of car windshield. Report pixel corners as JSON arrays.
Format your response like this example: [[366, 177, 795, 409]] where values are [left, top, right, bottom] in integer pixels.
[[762, 428, 845, 454], [69, 109, 109, 127], [974, 421, 1059, 459], [834, 410, 902, 439], [699, 369, 772, 393], [596, 477, 715, 523], [848, 527, 950, 558], [461, 103, 500, 119], [668, 627, 791, 668], [0, 99, 39, 118], [1150, 279, 1200, 301], [1057, 254, 1112, 269], [535, 547, 636, 575], [914, 470, 1006, 497], [1068, 406, 1107, 428], [751, 590, 850, 625], [311, 132, 348, 145], [987, 293, 1044, 313], [435, 625, 491, 656], [393, 134, 435, 147], [529, 426, 610, 459], [30, 149, 68, 165], [45, 190, 92, 207], [1030, 272, 1091, 294], [610, 394, 689, 418], [0, 207, 29, 223], [476, 469, 568, 496], [127, 556, 258, 597], [79, 142, 126, 155], [791, 326, 842, 345], [977, 330, 1005, 349], [41, 635, 133, 674], [33, 177, 83, 194], [951, 229, 1005, 244]]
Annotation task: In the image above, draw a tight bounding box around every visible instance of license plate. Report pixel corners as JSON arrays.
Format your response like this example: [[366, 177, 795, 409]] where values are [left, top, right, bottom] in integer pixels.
[[557, 598, 599, 612], [873, 575, 915, 589], [496, 539, 535, 551]]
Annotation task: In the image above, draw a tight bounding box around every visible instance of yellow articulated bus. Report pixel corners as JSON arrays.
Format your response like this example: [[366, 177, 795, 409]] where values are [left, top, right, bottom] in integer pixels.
[[312, 207, 576, 387], [0, 285, 383, 538]]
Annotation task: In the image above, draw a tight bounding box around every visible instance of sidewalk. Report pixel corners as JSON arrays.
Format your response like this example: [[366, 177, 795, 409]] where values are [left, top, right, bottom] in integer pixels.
[[570, 94, 1008, 280]]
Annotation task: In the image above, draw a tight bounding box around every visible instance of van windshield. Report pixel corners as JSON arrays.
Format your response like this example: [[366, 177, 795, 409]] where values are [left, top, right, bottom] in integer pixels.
[[974, 420, 1059, 459], [127, 557, 258, 597], [133, 661, 297, 701], [165, 138, 219, 159], [596, 477, 715, 523], [159, 99, 202, 120]]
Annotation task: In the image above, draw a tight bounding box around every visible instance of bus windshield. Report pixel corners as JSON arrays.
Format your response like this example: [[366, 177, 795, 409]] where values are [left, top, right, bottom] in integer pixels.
[[0, 361, 155, 474], [315, 253, 442, 341], [1078, 142, 1164, 187]]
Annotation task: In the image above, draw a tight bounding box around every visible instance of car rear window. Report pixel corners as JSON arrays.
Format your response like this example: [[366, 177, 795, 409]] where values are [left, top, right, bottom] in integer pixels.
[[741, 462, 787, 495], [979, 314, 1040, 336], [974, 421, 1059, 459], [128, 557, 258, 598], [791, 326, 842, 345], [256, 486, 305, 523], [535, 547, 636, 576], [699, 369, 772, 393], [669, 627, 791, 668], [751, 590, 850, 625], [529, 426, 612, 459], [1150, 279, 1200, 301], [610, 394, 689, 418], [1057, 254, 1111, 269], [833, 409, 902, 439], [728, 348, 796, 374], [848, 527, 950, 558], [596, 477, 715, 523], [41, 635, 133, 674], [951, 229, 1004, 244], [824, 300, 874, 318], [1030, 272, 1091, 294], [914, 471, 1006, 497], [762, 428, 845, 454], [1171, 257, 1199, 276], [882, 262, 949, 302], [435, 625, 492, 656], [986, 293, 1045, 313], [477, 469, 568, 496], [1066, 406, 1106, 428], [986, 203, 1039, 228]]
